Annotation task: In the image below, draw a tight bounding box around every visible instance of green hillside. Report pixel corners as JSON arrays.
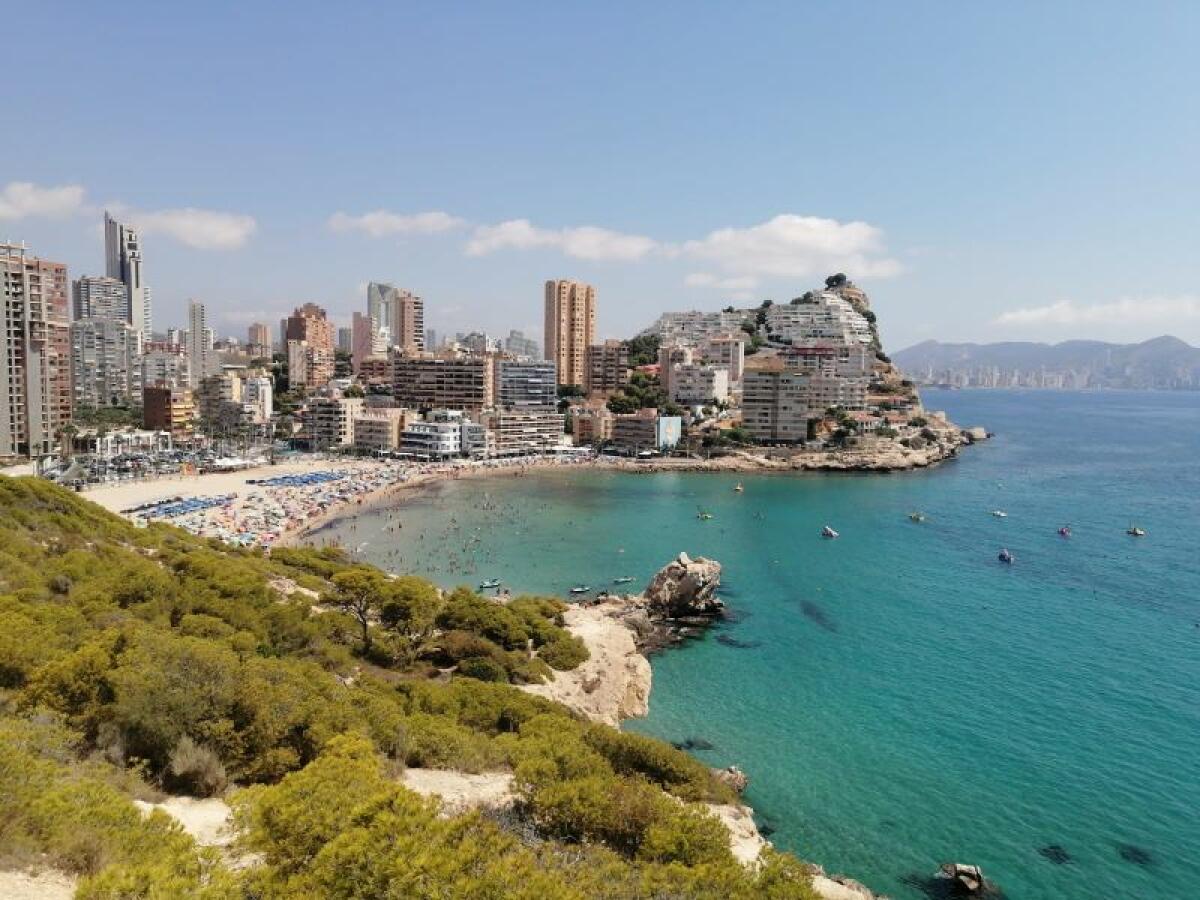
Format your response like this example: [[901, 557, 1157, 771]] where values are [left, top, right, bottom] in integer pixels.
[[0, 476, 817, 899]]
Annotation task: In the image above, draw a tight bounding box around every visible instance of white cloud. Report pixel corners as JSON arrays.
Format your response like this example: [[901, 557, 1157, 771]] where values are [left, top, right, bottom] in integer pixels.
[[684, 272, 760, 290], [328, 209, 465, 237], [994, 296, 1200, 327], [675, 214, 901, 281], [122, 207, 258, 250], [466, 219, 658, 261], [0, 181, 87, 220]]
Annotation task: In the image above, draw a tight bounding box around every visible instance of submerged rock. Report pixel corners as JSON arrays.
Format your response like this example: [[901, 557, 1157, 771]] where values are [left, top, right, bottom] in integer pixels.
[[1038, 844, 1072, 864], [1116, 843, 1153, 866]]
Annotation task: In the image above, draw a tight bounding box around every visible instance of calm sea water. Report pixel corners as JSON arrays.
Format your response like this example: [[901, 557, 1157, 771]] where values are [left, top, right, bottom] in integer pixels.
[[326, 390, 1200, 899]]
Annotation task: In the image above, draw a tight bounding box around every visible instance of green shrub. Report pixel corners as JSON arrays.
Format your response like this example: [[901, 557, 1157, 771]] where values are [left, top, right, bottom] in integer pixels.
[[166, 736, 227, 797], [458, 656, 508, 683], [539, 634, 589, 670]]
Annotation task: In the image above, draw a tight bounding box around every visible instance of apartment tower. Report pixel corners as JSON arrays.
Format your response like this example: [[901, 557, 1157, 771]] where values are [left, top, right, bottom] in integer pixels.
[[104, 211, 151, 340], [367, 282, 424, 353], [1, 243, 73, 457], [544, 279, 595, 387]]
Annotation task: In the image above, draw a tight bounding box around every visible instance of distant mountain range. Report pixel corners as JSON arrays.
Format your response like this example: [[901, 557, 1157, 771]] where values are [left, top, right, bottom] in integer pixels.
[[893, 336, 1200, 390]]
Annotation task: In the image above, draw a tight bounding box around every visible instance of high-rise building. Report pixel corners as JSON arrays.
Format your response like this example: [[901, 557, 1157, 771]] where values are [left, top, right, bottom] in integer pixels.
[[141, 343, 190, 390], [497, 360, 558, 410], [248, 322, 272, 355], [544, 280, 595, 387], [72, 275, 129, 322], [351, 312, 387, 373], [367, 282, 424, 353], [584, 339, 630, 397], [1, 243, 73, 457], [186, 300, 218, 387], [285, 303, 335, 354], [392, 355, 495, 415], [338, 327, 353, 354], [104, 212, 151, 340], [504, 329, 541, 360], [143, 385, 195, 439], [426, 328, 439, 352], [287, 340, 334, 389], [70, 319, 142, 409]]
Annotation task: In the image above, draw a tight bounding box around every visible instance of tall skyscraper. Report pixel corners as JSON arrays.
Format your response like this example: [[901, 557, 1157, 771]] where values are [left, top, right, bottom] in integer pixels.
[[367, 282, 424, 353], [338, 327, 353, 354], [351, 312, 386, 373], [104, 212, 151, 340], [1, 243, 73, 457], [544, 279, 596, 387], [186, 300, 218, 387], [72, 275, 129, 322]]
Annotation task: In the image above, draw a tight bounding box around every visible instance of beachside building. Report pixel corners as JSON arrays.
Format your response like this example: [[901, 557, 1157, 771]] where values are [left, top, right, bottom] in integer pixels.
[[765, 293, 873, 346], [583, 339, 630, 397], [70, 318, 142, 409], [544, 279, 595, 387], [496, 360, 557, 410], [352, 407, 415, 453], [186, 300, 219, 387], [1, 242, 73, 458], [742, 356, 869, 443], [243, 375, 273, 424], [399, 410, 487, 460], [392, 355, 495, 415], [303, 396, 364, 450], [571, 405, 614, 446], [142, 385, 196, 440], [481, 408, 564, 457], [643, 310, 746, 346], [610, 409, 682, 454]]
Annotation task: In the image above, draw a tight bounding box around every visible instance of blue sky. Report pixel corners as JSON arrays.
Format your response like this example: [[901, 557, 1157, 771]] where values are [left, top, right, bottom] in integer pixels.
[[4, 1, 1200, 347]]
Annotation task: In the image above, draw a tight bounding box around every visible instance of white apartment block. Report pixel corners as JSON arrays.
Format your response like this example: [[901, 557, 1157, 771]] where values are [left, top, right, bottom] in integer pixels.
[[70, 318, 142, 408], [670, 363, 730, 406], [742, 363, 868, 443], [765, 293, 873, 346]]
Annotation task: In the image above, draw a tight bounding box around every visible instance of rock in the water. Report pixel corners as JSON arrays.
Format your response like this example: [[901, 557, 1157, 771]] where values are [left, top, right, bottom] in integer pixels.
[[964, 426, 989, 443], [938, 862, 988, 894], [643, 552, 724, 619], [713, 764, 749, 793]]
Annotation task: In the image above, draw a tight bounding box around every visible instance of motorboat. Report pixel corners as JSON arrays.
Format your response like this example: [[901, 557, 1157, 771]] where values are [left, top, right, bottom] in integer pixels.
[[998, 548, 1014, 564], [909, 512, 926, 523], [697, 511, 714, 520], [991, 510, 1008, 518], [569, 585, 591, 594], [1126, 525, 1146, 537], [1058, 525, 1071, 537], [734, 483, 744, 493], [478, 579, 501, 590], [612, 576, 634, 585], [821, 525, 839, 539]]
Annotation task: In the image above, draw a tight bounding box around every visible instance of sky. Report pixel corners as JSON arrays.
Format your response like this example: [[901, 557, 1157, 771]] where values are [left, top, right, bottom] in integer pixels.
[[4, 1, 1200, 349]]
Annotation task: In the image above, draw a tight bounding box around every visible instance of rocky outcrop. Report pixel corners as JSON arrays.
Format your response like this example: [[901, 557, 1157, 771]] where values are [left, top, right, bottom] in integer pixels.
[[519, 602, 652, 726], [713, 764, 749, 794], [644, 552, 724, 620]]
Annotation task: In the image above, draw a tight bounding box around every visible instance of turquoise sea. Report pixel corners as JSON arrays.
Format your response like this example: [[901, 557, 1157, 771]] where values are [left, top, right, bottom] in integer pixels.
[[322, 390, 1200, 900]]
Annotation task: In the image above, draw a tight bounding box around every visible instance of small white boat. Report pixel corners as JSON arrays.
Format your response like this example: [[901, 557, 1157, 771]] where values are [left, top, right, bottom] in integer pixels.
[[569, 585, 590, 594], [1126, 525, 1146, 537], [478, 579, 501, 590], [991, 510, 1008, 518], [998, 548, 1014, 564], [734, 483, 744, 493], [821, 525, 839, 539], [909, 512, 926, 523], [612, 576, 634, 585]]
